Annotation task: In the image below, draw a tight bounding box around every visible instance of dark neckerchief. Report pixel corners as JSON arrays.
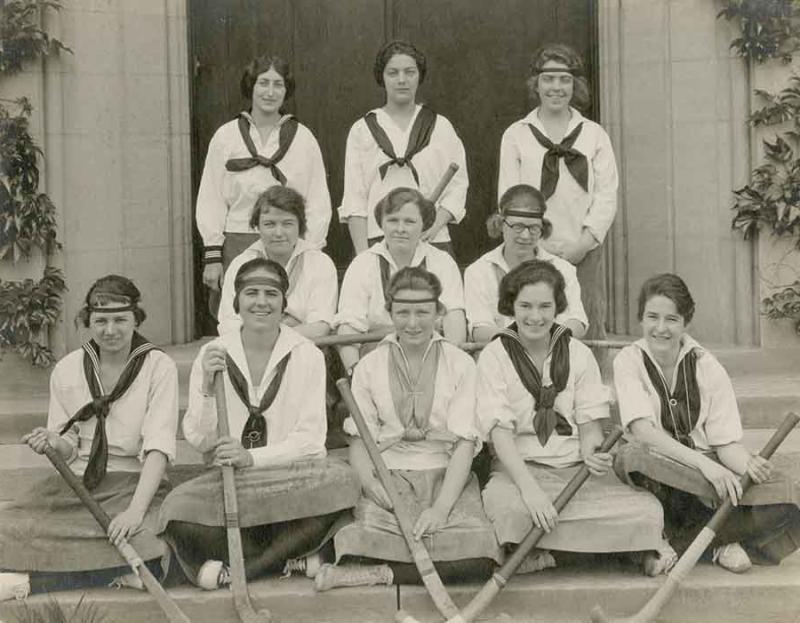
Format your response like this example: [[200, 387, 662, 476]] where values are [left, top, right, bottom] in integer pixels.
[[378, 254, 427, 301], [224, 350, 292, 449], [527, 122, 588, 199], [364, 106, 437, 185], [59, 332, 159, 490], [225, 114, 299, 185], [641, 348, 701, 449], [494, 323, 573, 446]]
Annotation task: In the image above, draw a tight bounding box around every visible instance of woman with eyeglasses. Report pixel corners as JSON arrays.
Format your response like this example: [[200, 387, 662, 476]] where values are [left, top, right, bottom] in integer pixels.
[[465, 184, 587, 342], [498, 43, 617, 339]]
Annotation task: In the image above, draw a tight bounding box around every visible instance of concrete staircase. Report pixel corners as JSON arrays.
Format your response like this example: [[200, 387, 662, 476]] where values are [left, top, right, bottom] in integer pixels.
[[1, 341, 799, 623]]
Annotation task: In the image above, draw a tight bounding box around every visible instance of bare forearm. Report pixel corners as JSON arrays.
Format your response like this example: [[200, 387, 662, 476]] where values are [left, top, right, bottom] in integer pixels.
[[715, 442, 751, 476], [630, 419, 711, 471], [432, 439, 474, 516], [348, 438, 377, 487], [128, 450, 167, 514], [442, 310, 467, 344], [492, 427, 536, 490], [472, 325, 500, 343], [578, 419, 605, 458], [347, 216, 369, 254]]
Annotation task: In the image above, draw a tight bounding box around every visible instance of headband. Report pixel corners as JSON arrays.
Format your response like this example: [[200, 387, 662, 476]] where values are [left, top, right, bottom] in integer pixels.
[[535, 67, 581, 77], [86, 303, 138, 313], [390, 296, 439, 305], [86, 292, 138, 314], [235, 275, 286, 295], [503, 208, 545, 219]]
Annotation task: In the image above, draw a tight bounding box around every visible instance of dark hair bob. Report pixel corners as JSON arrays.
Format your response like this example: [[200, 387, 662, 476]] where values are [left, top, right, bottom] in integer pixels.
[[249, 185, 308, 238], [526, 43, 590, 111], [374, 187, 436, 232], [240, 54, 295, 102], [497, 259, 568, 317], [232, 257, 289, 314], [636, 273, 696, 324], [487, 184, 553, 240], [385, 265, 446, 314], [374, 40, 427, 87], [76, 274, 146, 328]]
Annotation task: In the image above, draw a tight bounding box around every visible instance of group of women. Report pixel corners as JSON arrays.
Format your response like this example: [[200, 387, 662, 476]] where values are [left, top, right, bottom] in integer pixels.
[[0, 38, 798, 612]]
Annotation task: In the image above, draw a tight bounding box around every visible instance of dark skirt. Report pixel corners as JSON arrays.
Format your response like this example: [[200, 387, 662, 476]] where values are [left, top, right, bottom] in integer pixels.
[[614, 442, 800, 561], [0, 472, 169, 572]]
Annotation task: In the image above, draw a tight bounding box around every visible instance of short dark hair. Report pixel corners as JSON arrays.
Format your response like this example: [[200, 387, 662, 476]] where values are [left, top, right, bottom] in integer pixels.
[[498, 259, 567, 317], [637, 273, 695, 323], [374, 40, 427, 87], [486, 184, 553, 240], [249, 185, 307, 237], [232, 257, 289, 313], [385, 266, 445, 314], [77, 274, 146, 327], [527, 43, 590, 111], [374, 187, 436, 231], [240, 54, 295, 102]]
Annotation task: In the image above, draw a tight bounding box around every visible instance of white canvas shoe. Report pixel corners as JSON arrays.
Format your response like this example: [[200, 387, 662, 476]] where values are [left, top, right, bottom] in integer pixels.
[[0, 572, 30, 602], [196, 559, 231, 590], [712, 542, 752, 573]]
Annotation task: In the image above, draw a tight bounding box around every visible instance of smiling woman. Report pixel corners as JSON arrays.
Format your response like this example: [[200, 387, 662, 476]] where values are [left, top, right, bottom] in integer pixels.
[[0, 275, 179, 602]]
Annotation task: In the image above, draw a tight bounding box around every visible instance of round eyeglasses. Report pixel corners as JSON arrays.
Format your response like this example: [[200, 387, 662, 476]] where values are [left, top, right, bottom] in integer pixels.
[[503, 219, 543, 235]]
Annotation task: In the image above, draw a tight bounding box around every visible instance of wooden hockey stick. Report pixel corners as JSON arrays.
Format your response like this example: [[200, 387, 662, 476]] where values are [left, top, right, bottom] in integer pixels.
[[590, 412, 800, 623], [214, 373, 273, 623], [42, 444, 192, 623], [336, 378, 461, 621], [395, 427, 624, 623]]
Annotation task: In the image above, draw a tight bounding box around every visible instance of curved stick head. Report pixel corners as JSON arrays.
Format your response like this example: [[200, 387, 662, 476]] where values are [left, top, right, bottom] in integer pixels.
[[238, 605, 273, 623], [395, 610, 421, 623], [590, 604, 632, 623]]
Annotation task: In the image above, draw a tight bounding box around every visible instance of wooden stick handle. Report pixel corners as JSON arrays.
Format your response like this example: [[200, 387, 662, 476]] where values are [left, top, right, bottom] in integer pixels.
[[42, 445, 191, 623], [336, 378, 460, 620], [313, 329, 392, 348], [458, 427, 623, 623], [428, 163, 459, 204]]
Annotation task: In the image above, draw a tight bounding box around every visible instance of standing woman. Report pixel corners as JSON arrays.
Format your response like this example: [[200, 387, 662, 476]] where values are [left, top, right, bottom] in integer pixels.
[[316, 267, 500, 591], [336, 187, 466, 375], [498, 44, 618, 339], [157, 258, 359, 589], [613, 273, 800, 572], [196, 54, 332, 312], [476, 261, 674, 576], [0, 276, 178, 601], [338, 40, 468, 257]]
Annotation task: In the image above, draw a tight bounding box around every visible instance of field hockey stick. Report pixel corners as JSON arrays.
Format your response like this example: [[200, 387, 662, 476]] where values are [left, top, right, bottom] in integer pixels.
[[214, 373, 273, 623], [336, 378, 461, 621], [42, 445, 192, 623], [590, 412, 800, 623]]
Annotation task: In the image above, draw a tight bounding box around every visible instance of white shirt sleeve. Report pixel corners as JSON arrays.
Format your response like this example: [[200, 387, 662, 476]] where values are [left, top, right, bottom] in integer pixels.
[[701, 355, 744, 447], [195, 127, 230, 249], [338, 122, 370, 222], [303, 253, 338, 327], [437, 253, 466, 313], [497, 126, 523, 203], [613, 347, 658, 431], [46, 362, 79, 462], [475, 345, 516, 436], [464, 261, 499, 330], [302, 131, 332, 248], [335, 254, 373, 332], [571, 344, 610, 425], [556, 259, 589, 328], [248, 345, 327, 467], [217, 256, 244, 334], [139, 353, 180, 463], [436, 118, 469, 224], [342, 357, 382, 440], [582, 126, 618, 244], [444, 353, 482, 447], [182, 344, 220, 454]]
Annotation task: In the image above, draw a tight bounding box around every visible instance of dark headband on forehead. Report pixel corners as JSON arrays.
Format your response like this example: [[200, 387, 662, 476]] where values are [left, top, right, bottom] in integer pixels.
[[236, 275, 286, 295], [536, 67, 581, 77], [504, 208, 545, 219], [390, 296, 439, 305], [86, 290, 138, 314]]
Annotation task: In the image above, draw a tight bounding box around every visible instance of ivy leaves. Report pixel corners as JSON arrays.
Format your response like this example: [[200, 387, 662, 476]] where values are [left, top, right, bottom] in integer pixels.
[[0, 1, 71, 74], [719, 0, 800, 63]]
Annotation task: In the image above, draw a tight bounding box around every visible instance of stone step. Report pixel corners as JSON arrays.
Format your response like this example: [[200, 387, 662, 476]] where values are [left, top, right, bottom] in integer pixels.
[[0, 552, 798, 623]]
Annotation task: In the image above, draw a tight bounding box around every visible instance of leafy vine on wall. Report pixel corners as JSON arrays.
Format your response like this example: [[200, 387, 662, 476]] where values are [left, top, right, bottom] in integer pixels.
[[720, 0, 800, 335], [0, 0, 70, 366]]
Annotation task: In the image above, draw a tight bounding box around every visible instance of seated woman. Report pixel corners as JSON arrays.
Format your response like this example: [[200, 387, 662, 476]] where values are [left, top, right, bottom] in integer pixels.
[[218, 185, 337, 339], [465, 184, 588, 341], [477, 260, 674, 576], [336, 187, 467, 374], [613, 273, 800, 572], [157, 257, 359, 589], [0, 275, 178, 601], [315, 267, 501, 591]]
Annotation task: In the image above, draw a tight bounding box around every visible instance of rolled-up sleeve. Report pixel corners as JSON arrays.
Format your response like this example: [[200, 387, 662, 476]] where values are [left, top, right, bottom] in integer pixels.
[[437, 254, 465, 313], [572, 345, 610, 424], [303, 253, 338, 327], [436, 118, 469, 225], [555, 259, 588, 328], [182, 344, 220, 453], [582, 127, 618, 244], [445, 355, 482, 452], [342, 359, 382, 441], [476, 346, 517, 436], [338, 122, 370, 222], [46, 363, 78, 462], [701, 355, 744, 447], [139, 353, 179, 463], [464, 261, 498, 330], [335, 254, 373, 332], [613, 347, 658, 431]]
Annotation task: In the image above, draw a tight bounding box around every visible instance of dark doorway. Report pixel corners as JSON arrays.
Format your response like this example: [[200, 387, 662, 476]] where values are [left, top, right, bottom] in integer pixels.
[[188, 0, 598, 336]]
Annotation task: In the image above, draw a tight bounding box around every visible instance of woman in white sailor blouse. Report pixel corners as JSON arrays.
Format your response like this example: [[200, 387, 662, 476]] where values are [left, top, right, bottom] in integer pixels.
[[196, 54, 331, 311], [157, 258, 359, 589], [338, 40, 468, 258], [0, 275, 179, 601], [498, 43, 618, 339]]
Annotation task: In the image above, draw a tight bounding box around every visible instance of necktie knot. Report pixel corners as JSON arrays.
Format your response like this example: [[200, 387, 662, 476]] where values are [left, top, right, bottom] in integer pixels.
[[538, 385, 558, 410], [403, 427, 427, 442], [91, 397, 111, 418]]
